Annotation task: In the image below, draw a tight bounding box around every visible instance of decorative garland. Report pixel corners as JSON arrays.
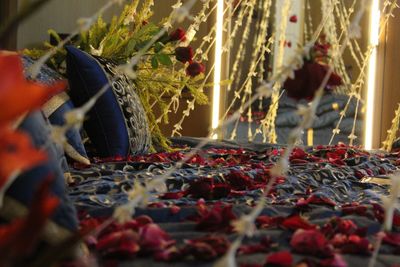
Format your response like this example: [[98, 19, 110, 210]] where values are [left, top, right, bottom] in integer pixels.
[[25, 0, 208, 151]]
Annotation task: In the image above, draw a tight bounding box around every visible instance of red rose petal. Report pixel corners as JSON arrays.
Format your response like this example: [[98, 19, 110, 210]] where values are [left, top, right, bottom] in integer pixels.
[[139, 223, 175, 254], [135, 215, 153, 226], [169, 28, 186, 42], [282, 215, 316, 231], [265, 251, 293, 267], [195, 203, 237, 233], [289, 15, 298, 23], [170, 205, 181, 215], [319, 254, 348, 267], [290, 229, 333, 257], [383, 232, 400, 246], [161, 191, 185, 200], [96, 230, 140, 258], [184, 235, 229, 261]]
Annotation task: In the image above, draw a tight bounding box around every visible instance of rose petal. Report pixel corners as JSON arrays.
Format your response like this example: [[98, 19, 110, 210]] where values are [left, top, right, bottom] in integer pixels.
[[265, 251, 293, 267]]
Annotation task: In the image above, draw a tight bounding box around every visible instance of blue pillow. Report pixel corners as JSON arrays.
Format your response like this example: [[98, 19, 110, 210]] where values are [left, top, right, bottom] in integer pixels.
[[46, 95, 90, 165], [1, 111, 78, 235], [22, 56, 89, 165], [65, 46, 151, 158]]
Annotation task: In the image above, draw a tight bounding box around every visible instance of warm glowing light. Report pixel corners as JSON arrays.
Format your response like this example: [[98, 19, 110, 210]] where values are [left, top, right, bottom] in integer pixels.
[[364, 0, 380, 150], [211, 0, 224, 139]]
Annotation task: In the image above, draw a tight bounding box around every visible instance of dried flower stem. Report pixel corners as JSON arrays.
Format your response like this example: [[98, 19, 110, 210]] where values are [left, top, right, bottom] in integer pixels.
[[329, 0, 399, 145], [213, 2, 369, 266]]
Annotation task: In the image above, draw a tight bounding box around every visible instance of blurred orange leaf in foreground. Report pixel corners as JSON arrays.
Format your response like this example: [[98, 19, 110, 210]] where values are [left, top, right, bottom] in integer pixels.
[[0, 53, 66, 127]]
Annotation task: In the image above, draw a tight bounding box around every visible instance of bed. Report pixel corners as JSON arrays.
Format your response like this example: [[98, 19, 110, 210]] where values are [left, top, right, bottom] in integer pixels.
[[226, 93, 362, 146], [67, 137, 400, 267]]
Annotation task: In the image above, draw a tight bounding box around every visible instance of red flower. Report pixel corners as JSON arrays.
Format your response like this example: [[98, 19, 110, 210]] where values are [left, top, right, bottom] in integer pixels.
[[139, 223, 175, 254], [186, 61, 205, 77], [96, 230, 140, 258], [169, 28, 186, 42], [0, 54, 66, 126], [289, 15, 298, 23], [175, 46, 194, 63], [265, 251, 293, 267], [183, 235, 229, 261], [290, 229, 333, 257], [314, 42, 331, 58], [283, 61, 342, 100], [195, 203, 237, 232], [282, 215, 316, 231]]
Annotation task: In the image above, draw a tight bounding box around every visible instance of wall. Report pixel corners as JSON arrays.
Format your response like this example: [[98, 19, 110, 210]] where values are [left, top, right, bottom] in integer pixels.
[[374, 6, 400, 148], [17, 0, 124, 49], [0, 0, 18, 49]]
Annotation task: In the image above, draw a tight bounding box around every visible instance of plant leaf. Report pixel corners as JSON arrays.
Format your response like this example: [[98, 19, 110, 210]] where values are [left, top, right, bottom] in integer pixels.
[[151, 56, 159, 69], [154, 42, 164, 53], [156, 53, 172, 66], [47, 29, 62, 44]]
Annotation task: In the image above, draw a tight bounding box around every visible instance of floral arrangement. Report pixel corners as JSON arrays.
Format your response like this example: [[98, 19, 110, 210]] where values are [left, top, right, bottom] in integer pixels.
[[1, 52, 400, 266], [283, 39, 343, 101], [25, 0, 209, 151], [1, 1, 400, 267]]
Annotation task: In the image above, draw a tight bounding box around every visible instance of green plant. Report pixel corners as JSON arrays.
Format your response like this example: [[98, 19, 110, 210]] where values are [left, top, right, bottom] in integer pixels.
[[24, 0, 209, 152]]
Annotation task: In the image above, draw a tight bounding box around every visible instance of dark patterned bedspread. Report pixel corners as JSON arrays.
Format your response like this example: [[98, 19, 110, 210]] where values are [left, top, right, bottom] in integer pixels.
[[68, 138, 400, 266]]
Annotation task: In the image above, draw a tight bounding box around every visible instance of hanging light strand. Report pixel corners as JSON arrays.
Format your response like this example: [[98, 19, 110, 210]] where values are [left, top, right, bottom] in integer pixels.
[[329, 0, 398, 145]]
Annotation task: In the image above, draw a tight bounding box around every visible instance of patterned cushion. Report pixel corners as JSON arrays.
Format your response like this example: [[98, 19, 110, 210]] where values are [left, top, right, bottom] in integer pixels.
[[65, 46, 151, 158], [22, 56, 89, 165], [1, 111, 78, 238]]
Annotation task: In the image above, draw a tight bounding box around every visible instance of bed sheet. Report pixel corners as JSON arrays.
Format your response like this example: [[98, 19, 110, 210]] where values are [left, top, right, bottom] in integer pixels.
[[67, 137, 400, 266]]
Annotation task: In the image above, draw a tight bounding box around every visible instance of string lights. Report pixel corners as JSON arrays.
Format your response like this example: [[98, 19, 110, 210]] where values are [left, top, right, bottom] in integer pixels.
[[211, 0, 224, 139], [330, 0, 397, 146], [364, 0, 380, 149]]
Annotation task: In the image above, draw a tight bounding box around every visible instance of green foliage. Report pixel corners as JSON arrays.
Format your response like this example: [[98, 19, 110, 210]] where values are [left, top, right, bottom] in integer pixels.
[[23, 0, 209, 152]]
